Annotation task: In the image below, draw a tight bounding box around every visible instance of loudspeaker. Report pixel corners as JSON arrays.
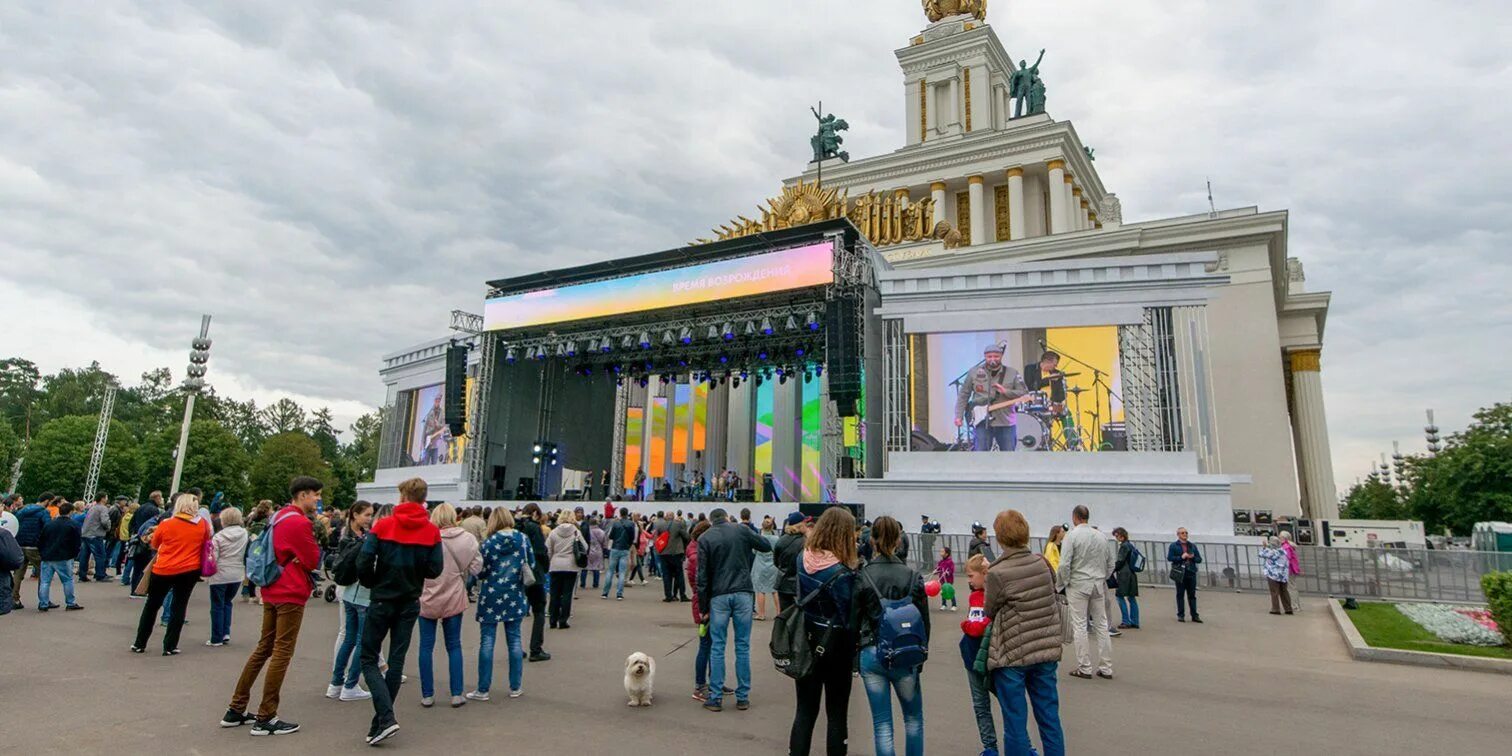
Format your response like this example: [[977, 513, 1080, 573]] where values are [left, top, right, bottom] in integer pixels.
[[825, 297, 861, 416], [444, 344, 469, 437], [515, 476, 535, 500], [1233, 509, 1252, 524], [1254, 510, 1273, 524], [734, 488, 756, 502], [838, 456, 856, 478]]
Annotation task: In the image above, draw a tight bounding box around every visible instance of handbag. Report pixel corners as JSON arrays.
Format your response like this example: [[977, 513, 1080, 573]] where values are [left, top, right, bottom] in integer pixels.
[[1169, 563, 1187, 583], [572, 533, 589, 569], [201, 536, 219, 578], [519, 534, 538, 587]]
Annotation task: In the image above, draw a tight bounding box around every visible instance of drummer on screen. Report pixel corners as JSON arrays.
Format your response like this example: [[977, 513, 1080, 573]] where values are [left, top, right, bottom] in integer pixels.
[[1024, 350, 1068, 415], [954, 343, 1029, 451]]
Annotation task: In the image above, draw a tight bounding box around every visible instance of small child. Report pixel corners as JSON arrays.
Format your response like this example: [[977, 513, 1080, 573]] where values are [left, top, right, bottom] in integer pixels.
[[937, 546, 957, 610], [959, 554, 998, 756]]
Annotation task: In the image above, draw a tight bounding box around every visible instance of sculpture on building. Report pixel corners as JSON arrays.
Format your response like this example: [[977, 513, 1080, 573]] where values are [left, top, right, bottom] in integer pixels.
[[932, 220, 965, 249], [1010, 49, 1045, 118], [811, 107, 850, 163], [1101, 193, 1122, 225], [924, 0, 987, 23], [1084, 145, 1096, 161]]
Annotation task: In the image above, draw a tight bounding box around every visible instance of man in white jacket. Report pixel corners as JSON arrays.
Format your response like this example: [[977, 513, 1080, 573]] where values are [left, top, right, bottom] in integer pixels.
[[1056, 505, 1116, 679]]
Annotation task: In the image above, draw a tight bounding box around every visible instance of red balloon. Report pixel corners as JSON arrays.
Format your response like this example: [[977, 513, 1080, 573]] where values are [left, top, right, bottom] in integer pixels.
[[924, 579, 941, 597]]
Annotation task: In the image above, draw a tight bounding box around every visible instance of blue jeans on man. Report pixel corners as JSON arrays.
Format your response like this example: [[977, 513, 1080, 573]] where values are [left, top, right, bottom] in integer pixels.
[[477, 619, 524, 694], [974, 422, 1018, 451], [38, 560, 78, 608], [858, 645, 924, 756], [992, 661, 1063, 756], [602, 548, 630, 599], [331, 601, 367, 687], [77, 537, 108, 580], [209, 582, 238, 644], [706, 591, 754, 705]]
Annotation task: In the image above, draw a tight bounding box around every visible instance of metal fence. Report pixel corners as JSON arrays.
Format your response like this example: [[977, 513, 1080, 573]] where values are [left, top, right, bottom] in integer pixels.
[[905, 533, 1512, 604]]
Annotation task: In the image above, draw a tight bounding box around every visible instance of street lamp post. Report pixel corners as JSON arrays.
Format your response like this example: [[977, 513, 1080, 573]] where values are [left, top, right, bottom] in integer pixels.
[[170, 315, 212, 496]]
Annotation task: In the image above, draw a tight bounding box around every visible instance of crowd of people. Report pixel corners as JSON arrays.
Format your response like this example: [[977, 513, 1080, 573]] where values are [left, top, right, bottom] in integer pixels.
[[3, 481, 1270, 754]]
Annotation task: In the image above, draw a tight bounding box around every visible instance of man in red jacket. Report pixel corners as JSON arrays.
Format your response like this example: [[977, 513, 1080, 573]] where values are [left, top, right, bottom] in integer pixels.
[[221, 476, 323, 737]]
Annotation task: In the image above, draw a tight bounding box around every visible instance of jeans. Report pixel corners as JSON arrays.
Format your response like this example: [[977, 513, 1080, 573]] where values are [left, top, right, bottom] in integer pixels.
[[694, 628, 712, 687], [1174, 575, 1199, 618], [790, 631, 854, 756], [229, 603, 305, 720], [361, 599, 418, 730], [706, 592, 754, 703], [1066, 581, 1113, 675], [38, 560, 78, 607], [477, 619, 524, 693], [660, 553, 686, 600], [108, 540, 124, 570], [418, 614, 465, 698], [161, 588, 175, 624], [993, 661, 1064, 756], [119, 551, 139, 589], [77, 537, 108, 580], [331, 601, 367, 687], [1116, 595, 1140, 627], [128, 551, 152, 593], [602, 549, 630, 598], [973, 423, 1017, 451], [966, 666, 999, 753], [209, 583, 238, 643], [858, 645, 924, 756], [578, 569, 600, 589], [548, 571, 576, 625]]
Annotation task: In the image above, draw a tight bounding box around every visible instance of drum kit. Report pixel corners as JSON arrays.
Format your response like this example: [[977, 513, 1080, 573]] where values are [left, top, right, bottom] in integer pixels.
[[1008, 384, 1093, 452]]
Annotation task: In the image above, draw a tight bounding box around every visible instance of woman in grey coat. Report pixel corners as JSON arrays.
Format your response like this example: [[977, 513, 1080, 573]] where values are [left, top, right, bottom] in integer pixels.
[[1111, 527, 1140, 629]]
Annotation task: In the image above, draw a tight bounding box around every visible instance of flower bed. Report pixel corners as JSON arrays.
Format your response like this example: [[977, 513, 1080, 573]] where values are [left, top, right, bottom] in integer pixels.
[[1396, 603, 1505, 647]]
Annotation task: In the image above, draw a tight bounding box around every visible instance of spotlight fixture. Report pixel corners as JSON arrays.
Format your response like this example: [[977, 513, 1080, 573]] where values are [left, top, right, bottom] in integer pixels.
[[785, 315, 799, 332], [721, 322, 735, 341], [795, 345, 806, 357], [565, 340, 577, 357], [816, 364, 824, 376], [505, 347, 518, 363], [586, 338, 599, 353], [662, 329, 675, 345], [601, 335, 614, 353], [718, 353, 730, 364], [638, 376, 649, 387], [638, 331, 651, 349], [803, 370, 813, 384], [679, 326, 693, 345], [621, 334, 635, 349], [758, 349, 769, 361], [533, 443, 543, 454], [743, 320, 757, 336], [779, 373, 787, 385], [707, 325, 721, 341], [759, 317, 774, 336], [754, 375, 764, 387], [554, 343, 566, 357], [806, 311, 821, 331]]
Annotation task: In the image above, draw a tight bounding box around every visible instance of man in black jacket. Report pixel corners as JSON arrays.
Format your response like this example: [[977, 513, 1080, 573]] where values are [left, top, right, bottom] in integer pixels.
[[517, 503, 551, 661], [695, 508, 772, 712], [37, 501, 83, 611], [659, 513, 690, 602], [123, 492, 162, 591], [773, 512, 810, 612], [352, 478, 443, 746]]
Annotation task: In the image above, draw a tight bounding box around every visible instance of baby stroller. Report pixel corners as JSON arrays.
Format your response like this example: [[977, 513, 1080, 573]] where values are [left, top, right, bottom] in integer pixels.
[[315, 548, 339, 603]]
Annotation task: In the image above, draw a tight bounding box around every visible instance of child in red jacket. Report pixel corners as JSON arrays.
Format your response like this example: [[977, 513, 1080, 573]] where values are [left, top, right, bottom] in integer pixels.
[[959, 554, 998, 756]]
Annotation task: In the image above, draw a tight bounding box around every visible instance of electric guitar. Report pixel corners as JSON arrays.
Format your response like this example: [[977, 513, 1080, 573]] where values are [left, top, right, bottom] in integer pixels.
[[971, 394, 1038, 426]]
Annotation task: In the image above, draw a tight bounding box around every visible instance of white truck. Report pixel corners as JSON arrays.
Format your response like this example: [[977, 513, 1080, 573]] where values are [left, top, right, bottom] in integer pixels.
[[1319, 519, 1427, 549]]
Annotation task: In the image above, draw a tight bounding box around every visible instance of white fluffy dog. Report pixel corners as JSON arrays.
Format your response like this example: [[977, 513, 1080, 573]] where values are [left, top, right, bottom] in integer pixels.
[[624, 652, 656, 707]]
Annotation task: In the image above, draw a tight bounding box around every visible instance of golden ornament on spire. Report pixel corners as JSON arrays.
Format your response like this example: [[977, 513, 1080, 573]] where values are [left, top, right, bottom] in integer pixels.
[[924, 0, 987, 23]]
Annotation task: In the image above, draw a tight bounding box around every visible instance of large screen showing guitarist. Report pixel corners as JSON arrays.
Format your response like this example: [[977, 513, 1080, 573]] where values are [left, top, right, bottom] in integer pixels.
[[953, 343, 1033, 451]]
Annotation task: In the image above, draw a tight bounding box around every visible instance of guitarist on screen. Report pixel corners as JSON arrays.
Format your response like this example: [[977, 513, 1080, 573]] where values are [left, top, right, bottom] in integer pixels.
[[954, 342, 1033, 451]]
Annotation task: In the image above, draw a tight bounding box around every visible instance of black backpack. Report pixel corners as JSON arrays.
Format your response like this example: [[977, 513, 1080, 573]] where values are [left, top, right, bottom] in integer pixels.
[[771, 560, 845, 680], [330, 534, 365, 587]]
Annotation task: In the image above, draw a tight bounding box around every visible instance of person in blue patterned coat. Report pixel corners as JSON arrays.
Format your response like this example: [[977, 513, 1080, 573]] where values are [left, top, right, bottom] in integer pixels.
[[467, 508, 534, 701]]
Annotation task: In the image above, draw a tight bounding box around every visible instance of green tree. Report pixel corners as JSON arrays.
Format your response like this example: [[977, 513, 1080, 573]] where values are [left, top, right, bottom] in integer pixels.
[[142, 419, 250, 505], [261, 398, 306, 435], [0, 357, 42, 434], [37, 363, 118, 423], [309, 406, 341, 462], [209, 397, 270, 455], [344, 411, 383, 484], [249, 432, 333, 504], [1339, 477, 1408, 520], [1405, 402, 1512, 535], [0, 421, 21, 486], [17, 415, 143, 500]]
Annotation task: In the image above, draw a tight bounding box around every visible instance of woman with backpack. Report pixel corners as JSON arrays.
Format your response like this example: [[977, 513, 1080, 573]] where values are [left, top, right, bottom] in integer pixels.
[[1111, 527, 1140, 629], [853, 515, 929, 756], [787, 507, 859, 756], [544, 510, 587, 629], [466, 507, 533, 701], [206, 507, 249, 647], [326, 501, 374, 701], [418, 503, 482, 708]]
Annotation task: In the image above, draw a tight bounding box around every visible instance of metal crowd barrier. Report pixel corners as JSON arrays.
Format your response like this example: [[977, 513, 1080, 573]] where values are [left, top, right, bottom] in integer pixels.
[[903, 533, 1512, 604]]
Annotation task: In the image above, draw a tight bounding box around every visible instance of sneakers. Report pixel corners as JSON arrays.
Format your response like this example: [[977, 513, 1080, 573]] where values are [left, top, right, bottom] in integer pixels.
[[1096, 671, 1114, 680], [691, 686, 708, 702], [249, 718, 299, 736], [736, 699, 750, 711], [205, 640, 226, 647], [66, 604, 84, 611], [528, 651, 552, 662], [1109, 629, 1123, 637], [325, 684, 342, 699], [464, 690, 490, 702], [162, 649, 181, 656], [1192, 616, 1203, 624], [219, 708, 251, 728], [703, 699, 723, 712], [340, 686, 372, 702], [509, 688, 524, 698], [419, 696, 434, 708], [367, 721, 399, 746], [450, 695, 466, 708], [129, 646, 145, 654]]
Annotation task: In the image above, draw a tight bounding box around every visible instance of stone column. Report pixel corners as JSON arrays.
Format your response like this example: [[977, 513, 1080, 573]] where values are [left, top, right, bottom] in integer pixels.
[[1071, 187, 1084, 230], [1005, 167, 1025, 240], [1081, 198, 1091, 229], [1289, 349, 1339, 520], [967, 175, 986, 245], [930, 181, 947, 226], [1063, 174, 1077, 231], [1046, 159, 1067, 234]]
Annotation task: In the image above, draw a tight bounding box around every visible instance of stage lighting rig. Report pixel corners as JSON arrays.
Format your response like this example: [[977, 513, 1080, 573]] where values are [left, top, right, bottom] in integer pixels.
[[679, 327, 693, 345], [662, 330, 675, 345], [785, 315, 799, 332], [601, 335, 613, 353], [707, 325, 721, 341], [505, 347, 518, 363], [721, 323, 735, 341], [759, 317, 774, 336], [638, 331, 652, 349], [806, 311, 821, 331], [565, 340, 578, 357]]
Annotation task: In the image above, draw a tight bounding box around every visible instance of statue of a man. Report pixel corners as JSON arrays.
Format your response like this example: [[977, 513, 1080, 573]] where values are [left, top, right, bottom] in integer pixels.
[[1010, 49, 1045, 118]]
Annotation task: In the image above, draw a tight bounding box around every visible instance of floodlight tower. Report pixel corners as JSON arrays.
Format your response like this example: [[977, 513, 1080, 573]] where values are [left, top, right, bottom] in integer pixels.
[[170, 315, 213, 496]]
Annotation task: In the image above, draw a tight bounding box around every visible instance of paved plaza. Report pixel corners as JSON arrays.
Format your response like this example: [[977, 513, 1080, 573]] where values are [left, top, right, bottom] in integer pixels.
[[2, 578, 1508, 755]]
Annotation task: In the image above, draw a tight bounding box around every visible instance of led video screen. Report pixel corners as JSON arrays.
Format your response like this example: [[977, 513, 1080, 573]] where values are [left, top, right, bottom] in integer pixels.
[[483, 241, 834, 332]]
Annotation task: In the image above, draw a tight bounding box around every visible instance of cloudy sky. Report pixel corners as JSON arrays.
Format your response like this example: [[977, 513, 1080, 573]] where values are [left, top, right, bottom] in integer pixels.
[[2, 1, 1509, 488]]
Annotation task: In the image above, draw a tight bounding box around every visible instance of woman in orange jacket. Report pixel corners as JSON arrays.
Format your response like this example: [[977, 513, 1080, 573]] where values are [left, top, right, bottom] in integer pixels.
[[132, 493, 211, 655]]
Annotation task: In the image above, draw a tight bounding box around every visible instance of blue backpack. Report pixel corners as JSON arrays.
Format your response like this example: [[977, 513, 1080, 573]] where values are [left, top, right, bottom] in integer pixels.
[[245, 511, 286, 588], [861, 566, 929, 670], [1130, 545, 1146, 573]]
